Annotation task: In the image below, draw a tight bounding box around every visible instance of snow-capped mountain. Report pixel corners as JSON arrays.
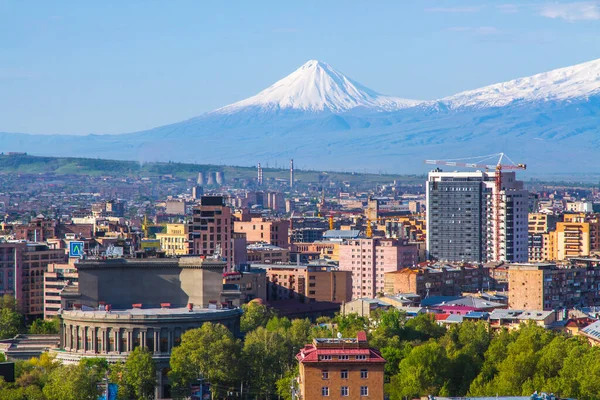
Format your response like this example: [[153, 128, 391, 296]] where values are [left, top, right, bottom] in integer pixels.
[[439, 58, 600, 109], [213, 60, 421, 114], [1, 58, 600, 176]]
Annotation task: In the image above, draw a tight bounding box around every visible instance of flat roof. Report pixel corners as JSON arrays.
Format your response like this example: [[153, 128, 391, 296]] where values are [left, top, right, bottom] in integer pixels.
[[61, 306, 241, 320]]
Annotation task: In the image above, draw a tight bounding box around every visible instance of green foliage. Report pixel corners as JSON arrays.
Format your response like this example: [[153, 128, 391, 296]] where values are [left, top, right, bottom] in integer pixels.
[[241, 302, 275, 333], [29, 318, 60, 335], [0, 297, 21, 340], [43, 363, 101, 400], [404, 312, 446, 341], [169, 323, 242, 398], [333, 312, 370, 337], [121, 347, 157, 400]]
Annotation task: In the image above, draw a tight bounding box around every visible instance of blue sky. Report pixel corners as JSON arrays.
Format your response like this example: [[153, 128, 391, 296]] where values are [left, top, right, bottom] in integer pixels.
[[1, 0, 599, 135]]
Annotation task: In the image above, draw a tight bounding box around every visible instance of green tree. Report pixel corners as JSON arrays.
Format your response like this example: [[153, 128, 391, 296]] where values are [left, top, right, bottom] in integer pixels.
[[333, 313, 370, 337], [387, 341, 450, 399], [0, 308, 21, 339], [404, 313, 446, 341], [169, 323, 241, 398], [121, 347, 157, 400], [43, 364, 101, 400], [242, 327, 291, 398], [29, 318, 60, 334], [241, 302, 274, 333]]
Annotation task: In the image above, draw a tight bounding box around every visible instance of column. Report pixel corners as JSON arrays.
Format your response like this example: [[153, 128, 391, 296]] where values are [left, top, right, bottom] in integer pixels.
[[154, 330, 160, 354], [115, 330, 120, 353], [92, 328, 97, 353], [101, 329, 106, 354], [168, 329, 173, 353], [127, 330, 132, 352], [74, 326, 79, 352], [141, 330, 146, 349]]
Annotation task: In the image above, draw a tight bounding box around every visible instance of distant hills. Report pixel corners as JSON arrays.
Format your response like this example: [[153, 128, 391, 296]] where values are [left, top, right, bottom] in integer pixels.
[[1, 58, 599, 175]]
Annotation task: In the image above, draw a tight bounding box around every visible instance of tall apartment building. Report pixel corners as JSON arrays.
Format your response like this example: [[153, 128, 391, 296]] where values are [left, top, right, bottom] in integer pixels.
[[339, 238, 418, 299], [188, 196, 233, 270], [528, 213, 560, 262], [156, 223, 189, 255], [0, 242, 66, 317], [508, 263, 600, 310], [426, 170, 528, 263], [295, 332, 386, 400], [233, 217, 289, 249], [44, 261, 78, 319]]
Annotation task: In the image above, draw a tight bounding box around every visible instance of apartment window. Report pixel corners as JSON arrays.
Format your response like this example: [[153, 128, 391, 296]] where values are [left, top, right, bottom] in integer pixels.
[[341, 370, 348, 379], [341, 386, 349, 396], [322, 370, 329, 379], [360, 369, 368, 379], [360, 386, 368, 396], [319, 355, 332, 361], [339, 355, 349, 360], [321, 387, 329, 396], [356, 355, 367, 360]]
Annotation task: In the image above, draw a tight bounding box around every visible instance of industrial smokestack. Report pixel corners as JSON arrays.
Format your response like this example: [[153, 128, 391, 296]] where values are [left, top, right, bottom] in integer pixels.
[[290, 159, 294, 189], [257, 163, 263, 186]]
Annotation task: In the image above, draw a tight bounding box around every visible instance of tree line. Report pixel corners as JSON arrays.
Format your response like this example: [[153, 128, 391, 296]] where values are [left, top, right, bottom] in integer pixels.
[[3, 300, 600, 399]]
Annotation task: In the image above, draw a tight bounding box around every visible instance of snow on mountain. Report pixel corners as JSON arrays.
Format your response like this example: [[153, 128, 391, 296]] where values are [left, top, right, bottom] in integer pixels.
[[212, 60, 422, 114], [439, 58, 600, 109]]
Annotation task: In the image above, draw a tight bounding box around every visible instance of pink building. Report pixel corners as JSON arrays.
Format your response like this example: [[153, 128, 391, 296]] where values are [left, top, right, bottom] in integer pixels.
[[339, 238, 418, 299], [189, 196, 233, 270]]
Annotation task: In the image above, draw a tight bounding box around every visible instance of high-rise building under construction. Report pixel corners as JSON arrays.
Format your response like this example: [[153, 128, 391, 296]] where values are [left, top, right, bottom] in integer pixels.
[[426, 170, 528, 263]]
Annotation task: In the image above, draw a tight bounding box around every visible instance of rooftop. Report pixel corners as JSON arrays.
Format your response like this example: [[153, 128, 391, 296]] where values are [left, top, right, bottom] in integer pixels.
[[61, 305, 242, 321]]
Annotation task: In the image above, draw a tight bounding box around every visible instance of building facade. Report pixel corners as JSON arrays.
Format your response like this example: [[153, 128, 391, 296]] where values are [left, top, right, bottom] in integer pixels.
[[156, 223, 189, 256], [233, 217, 290, 249], [426, 170, 528, 263], [339, 238, 418, 299], [188, 196, 233, 270], [295, 332, 386, 400]]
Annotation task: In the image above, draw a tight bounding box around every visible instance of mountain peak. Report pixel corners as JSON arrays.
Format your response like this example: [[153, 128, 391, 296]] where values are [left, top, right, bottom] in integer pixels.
[[213, 60, 421, 114], [441, 57, 600, 109]]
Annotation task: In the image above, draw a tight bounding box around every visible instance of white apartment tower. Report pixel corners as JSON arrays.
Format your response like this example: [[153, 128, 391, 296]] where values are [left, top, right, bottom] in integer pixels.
[[426, 170, 528, 263]]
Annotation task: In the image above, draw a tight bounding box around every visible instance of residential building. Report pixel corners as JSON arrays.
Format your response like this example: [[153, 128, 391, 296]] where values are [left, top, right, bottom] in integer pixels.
[[292, 242, 340, 261], [14, 215, 56, 242], [188, 196, 233, 270], [233, 217, 289, 249], [253, 263, 352, 303], [426, 170, 529, 263], [156, 224, 189, 256], [0, 242, 66, 317], [383, 263, 485, 298], [508, 263, 600, 310], [44, 261, 78, 319], [246, 243, 289, 264], [295, 332, 386, 400], [339, 238, 418, 299]]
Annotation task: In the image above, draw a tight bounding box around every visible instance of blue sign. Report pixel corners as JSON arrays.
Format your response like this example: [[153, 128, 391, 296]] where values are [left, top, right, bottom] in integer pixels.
[[69, 241, 84, 258]]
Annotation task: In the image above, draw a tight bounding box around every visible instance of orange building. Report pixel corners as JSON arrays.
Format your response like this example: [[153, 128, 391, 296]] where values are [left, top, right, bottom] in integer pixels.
[[296, 331, 386, 399]]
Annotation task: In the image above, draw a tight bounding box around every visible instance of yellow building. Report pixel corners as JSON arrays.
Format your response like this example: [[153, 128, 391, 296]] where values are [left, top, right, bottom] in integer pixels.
[[156, 223, 189, 255], [556, 213, 590, 261]]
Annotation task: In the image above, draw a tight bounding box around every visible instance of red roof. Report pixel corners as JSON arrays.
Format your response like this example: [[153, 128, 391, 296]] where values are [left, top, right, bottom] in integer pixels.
[[435, 313, 450, 321], [296, 345, 386, 364], [357, 331, 367, 342]]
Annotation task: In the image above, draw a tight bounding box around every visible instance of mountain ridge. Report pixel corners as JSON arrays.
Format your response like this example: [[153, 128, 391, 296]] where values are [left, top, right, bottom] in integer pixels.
[[1, 58, 600, 175]]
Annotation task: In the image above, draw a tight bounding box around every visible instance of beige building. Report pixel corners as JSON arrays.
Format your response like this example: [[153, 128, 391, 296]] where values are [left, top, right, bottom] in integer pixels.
[[292, 241, 340, 261], [255, 264, 352, 303], [246, 243, 290, 264], [555, 213, 591, 260], [156, 224, 189, 256], [44, 261, 78, 319]]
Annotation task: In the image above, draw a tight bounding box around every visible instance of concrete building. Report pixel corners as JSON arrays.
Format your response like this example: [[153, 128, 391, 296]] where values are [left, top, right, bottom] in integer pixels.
[[508, 263, 600, 310], [253, 263, 352, 303], [14, 215, 56, 242], [189, 196, 233, 270], [246, 243, 289, 264], [383, 263, 485, 298], [234, 217, 289, 249], [339, 238, 418, 299], [426, 170, 528, 263], [295, 332, 386, 400], [165, 200, 186, 215], [0, 242, 66, 317], [44, 261, 78, 319], [156, 224, 189, 256], [553, 213, 600, 261]]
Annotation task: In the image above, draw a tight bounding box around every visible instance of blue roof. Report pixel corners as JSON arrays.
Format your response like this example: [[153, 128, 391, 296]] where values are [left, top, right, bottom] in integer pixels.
[[322, 230, 361, 239]]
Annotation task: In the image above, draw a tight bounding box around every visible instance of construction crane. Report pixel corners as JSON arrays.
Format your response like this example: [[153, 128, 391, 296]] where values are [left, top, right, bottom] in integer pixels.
[[424, 153, 526, 262]]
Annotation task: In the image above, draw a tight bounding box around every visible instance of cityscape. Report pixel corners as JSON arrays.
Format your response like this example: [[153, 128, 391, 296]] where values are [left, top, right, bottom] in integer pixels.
[[2, 1, 600, 400]]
